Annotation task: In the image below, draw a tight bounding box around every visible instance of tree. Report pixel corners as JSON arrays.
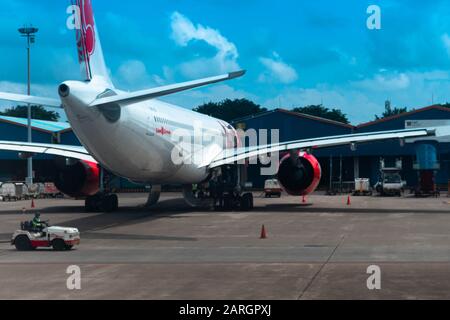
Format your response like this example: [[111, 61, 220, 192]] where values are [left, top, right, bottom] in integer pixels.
[[291, 104, 350, 124], [193, 99, 267, 122], [375, 100, 408, 120], [0, 105, 60, 122]]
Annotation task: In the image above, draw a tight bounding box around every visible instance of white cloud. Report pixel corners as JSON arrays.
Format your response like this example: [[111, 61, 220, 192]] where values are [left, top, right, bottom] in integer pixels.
[[442, 33, 450, 57], [170, 12, 240, 78], [258, 52, 298, 84], [115, 60, 167, 90], [0, 81, 65, 120], [0, 81, 57, 98], [351, 72, 411, 91], [117, 60, 150, 85], [161, 84, 256, 109], [261, 69, 450, 124]]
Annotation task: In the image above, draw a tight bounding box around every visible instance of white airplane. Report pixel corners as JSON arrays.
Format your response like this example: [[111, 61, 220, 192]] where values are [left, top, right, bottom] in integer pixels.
[[0, 1, 436, 212]]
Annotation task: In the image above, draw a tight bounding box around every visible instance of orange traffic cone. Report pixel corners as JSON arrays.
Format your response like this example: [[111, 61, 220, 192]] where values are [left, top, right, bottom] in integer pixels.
[[31, 199, 35, 209], [260, 225, 267, 239], [347, 195, 351, 206]]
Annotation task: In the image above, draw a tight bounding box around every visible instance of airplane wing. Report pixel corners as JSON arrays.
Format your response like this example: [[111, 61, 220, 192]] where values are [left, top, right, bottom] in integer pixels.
[[89, 71, 246, 107], [206, 128, 435, 168], [0, 92, 62, 108], [0, 71, 245, 108], [0, 141, 97, 163]]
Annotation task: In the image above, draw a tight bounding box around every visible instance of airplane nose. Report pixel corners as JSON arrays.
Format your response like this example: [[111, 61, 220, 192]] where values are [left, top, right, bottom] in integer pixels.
[[58, 83, 70, 98]]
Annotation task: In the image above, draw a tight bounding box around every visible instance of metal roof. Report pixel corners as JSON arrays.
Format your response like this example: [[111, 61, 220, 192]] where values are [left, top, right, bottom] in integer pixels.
[[232, 105, 450, 129], [232, 108, 354, 128], [0, 115, 71, 134], [356, 105, 450, 128]]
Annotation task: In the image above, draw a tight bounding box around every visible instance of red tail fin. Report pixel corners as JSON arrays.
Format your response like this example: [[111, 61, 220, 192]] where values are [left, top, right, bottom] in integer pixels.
[[72, 0, 111, 85]]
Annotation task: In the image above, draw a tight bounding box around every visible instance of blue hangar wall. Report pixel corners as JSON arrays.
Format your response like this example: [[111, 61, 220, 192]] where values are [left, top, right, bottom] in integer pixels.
[[232, 107, 450, 189], [0, 116, 80, 182]]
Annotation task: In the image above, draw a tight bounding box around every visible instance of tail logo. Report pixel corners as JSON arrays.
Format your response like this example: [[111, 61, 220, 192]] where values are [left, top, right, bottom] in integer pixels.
[[75, 0, 96, 61]]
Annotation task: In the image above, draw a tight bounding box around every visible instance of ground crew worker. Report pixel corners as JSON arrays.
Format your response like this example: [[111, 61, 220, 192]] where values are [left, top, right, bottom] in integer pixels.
[[31, 213, 43, 231], [216, 173, 225, 209], [209, 173, 218, 208]]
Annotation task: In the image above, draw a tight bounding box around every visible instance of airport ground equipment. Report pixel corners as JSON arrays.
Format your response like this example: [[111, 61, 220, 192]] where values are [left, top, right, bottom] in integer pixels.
[[413, 143, 440, 197], [11, 220, 80, 251], [183, 165, 254, 211], [353, 178, 373, 196], [264, 179, 282, 198], [27, 183, 41, 199], [1, 182, 29, 201], [43, 182, 63, 198], [327, 181, 355, 195], [374, 159, 404, 196]]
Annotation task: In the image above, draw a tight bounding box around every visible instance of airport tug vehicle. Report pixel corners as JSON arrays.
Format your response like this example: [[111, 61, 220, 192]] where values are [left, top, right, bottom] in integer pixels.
[[264, 179, 282, 198], [11, 220, 80, 251]]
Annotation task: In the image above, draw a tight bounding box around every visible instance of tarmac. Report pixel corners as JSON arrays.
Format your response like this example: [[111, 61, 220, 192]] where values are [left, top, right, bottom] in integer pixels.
[[0, 192, 449, 300]]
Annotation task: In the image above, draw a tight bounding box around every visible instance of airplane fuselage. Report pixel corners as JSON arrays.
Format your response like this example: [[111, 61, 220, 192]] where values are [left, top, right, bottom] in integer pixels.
[[61, 79, 235, 184]]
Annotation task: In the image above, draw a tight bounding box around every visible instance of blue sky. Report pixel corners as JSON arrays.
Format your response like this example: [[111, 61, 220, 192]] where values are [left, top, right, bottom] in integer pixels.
[[1, 0, 450, 124]]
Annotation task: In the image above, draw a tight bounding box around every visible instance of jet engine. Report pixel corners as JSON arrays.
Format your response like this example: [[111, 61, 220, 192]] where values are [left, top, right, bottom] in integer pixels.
[[53, 159, 100, 198], [277, 152, 322, 196]]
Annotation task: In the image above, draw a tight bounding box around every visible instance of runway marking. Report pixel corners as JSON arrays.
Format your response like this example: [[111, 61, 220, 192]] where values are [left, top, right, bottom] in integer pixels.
[[297, 235, 346, 300]]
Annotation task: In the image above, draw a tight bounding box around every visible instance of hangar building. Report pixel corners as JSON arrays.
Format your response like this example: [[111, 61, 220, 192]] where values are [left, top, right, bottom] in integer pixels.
[[0, 115, 77, 182], [232, 105, 450, 191]]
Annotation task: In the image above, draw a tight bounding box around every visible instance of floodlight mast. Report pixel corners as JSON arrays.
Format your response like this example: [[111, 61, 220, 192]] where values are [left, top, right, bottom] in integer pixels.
[[18, 25, 38, 185]]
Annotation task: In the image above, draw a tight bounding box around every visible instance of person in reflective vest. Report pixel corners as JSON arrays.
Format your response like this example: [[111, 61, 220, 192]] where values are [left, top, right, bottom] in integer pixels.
[[31, 213, 43, 231]]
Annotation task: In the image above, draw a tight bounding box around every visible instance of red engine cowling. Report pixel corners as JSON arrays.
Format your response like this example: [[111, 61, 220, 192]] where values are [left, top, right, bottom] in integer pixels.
[[54, 160, 100, 198], [277, 152, 322, 196]]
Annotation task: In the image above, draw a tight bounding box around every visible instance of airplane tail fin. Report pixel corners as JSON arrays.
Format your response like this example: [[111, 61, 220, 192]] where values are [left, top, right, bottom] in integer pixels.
[[71, 0, 112, 86]]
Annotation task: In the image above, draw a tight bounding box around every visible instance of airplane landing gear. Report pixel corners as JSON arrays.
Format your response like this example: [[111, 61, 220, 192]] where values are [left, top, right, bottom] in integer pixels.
[[214, 165, 254, 211], [214, 192, 254, 211], [240, 192, 254, 211], [145, 185, 161, 208], [85, 193, 119, 213]]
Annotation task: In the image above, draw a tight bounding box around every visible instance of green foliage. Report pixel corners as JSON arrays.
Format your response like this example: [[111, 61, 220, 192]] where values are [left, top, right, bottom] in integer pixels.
[[0, 105, 60, 122], [375, 102, 408, 120], [291, 104, 349, 124], [193, 99, 267, 122]]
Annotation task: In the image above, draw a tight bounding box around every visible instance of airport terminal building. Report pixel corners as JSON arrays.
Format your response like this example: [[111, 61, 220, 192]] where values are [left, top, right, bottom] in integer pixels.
[[1, 104, 450, 192]]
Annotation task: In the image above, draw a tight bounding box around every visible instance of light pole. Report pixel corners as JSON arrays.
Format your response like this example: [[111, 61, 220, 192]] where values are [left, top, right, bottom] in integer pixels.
[[18, 25, 38, 185]]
